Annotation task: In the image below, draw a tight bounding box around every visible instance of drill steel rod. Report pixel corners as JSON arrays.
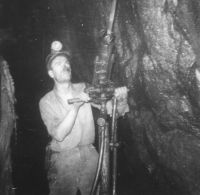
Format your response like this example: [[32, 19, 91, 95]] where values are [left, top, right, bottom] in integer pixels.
[[111, 97, 118, 195]]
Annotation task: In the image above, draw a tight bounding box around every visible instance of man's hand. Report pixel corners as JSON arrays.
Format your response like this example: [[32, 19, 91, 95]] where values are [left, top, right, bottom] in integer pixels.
[[114, 86, 128, 100], [106, 86, 129, 116], [73, 92, 91, 110], [79, 91, 91, 101], [115, 86, 129, 116]]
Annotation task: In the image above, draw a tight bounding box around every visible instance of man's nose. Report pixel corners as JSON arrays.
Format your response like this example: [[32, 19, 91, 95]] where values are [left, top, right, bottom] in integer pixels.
[[63, 66, 71, 72]]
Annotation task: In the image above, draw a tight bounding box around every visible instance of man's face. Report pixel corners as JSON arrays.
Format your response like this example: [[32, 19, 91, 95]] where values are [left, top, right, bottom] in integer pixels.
[[48, 56, 71, 83]]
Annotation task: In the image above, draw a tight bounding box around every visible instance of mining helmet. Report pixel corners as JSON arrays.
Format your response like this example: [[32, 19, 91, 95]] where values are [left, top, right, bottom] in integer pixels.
[[46, 41, 70, 71]]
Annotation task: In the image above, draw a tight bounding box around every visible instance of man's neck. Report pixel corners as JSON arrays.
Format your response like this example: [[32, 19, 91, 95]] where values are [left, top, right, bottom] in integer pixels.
[[54, 82, 73, 99]]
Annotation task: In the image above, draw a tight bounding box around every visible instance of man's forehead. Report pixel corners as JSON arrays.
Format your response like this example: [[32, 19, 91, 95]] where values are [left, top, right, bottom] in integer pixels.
[[52, 55, 69, 64]]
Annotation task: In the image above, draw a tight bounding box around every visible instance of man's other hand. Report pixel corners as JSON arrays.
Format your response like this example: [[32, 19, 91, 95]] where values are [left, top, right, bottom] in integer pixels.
[[114, 86, 128, 100], [106, 86, 129, 117]]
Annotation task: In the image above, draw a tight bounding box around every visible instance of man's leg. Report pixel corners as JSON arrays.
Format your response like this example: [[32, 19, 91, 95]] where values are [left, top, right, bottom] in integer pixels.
[[48, 148, 81, 195], [79, 145, 99, 195], [49, 174, 77, 195]]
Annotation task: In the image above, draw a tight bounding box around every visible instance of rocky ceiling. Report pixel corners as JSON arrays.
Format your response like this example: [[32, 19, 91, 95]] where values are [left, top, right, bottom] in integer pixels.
[[1, 0, 200, 194]]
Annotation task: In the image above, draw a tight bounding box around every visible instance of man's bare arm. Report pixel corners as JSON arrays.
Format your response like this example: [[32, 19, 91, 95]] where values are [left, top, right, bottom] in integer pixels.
[[51, 104, 82, 142], [39, 92, 89, 142]]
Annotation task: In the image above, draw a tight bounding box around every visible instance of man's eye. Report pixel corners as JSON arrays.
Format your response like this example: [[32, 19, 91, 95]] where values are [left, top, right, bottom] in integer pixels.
[[55, 62, 63, 66], [54, 62, 60, 66]]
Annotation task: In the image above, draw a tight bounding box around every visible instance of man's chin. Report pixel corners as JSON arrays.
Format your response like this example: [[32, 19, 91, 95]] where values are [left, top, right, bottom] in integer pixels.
[[56, 78, 71, 83], [61, 79, 71, 83]]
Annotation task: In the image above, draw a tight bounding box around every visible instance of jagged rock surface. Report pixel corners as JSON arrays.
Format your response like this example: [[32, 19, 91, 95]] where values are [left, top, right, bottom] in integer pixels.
[[0, 58, 16, 195], [115, 0, 200, 194]]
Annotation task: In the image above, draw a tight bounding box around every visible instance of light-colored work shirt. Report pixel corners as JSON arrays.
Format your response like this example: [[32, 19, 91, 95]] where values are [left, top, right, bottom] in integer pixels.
[[39, 84, 95, 152]]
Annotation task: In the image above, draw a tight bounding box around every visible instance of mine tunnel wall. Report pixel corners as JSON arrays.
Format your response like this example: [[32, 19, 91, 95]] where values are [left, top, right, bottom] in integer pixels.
[[0, 58, 15, 195]]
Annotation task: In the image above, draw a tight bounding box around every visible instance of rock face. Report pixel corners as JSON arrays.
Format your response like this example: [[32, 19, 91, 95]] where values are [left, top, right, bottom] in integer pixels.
[[0, 58, 15, 195], [113, 0, 200, 194]]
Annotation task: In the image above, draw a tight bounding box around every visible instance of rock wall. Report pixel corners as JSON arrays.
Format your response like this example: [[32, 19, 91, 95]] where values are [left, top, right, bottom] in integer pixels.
[[0, 58, 15, 194], [113, 0, 200, 194]]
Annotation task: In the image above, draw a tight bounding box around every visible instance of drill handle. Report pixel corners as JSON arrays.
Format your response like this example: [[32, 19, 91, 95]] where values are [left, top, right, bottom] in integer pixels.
[[67, 98, 91, 104]]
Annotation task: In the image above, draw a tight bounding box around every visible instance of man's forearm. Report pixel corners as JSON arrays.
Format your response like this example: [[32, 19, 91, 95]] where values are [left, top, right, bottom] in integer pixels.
[[52, 107, 79, 142]]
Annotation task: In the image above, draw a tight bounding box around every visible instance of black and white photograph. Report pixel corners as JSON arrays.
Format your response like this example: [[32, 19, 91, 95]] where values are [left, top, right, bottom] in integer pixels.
[[0, 0, 200, 195]]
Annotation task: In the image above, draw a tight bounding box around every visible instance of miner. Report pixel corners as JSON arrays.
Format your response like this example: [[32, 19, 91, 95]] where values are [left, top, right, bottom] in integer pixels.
[[39, 41, 129, 195]]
